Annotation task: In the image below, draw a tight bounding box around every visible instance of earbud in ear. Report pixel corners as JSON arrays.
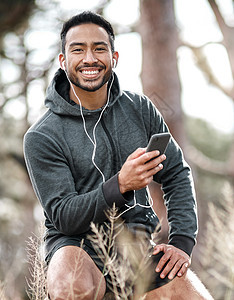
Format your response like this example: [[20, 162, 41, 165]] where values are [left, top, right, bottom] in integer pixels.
[[113, 59, 117, 68], [62, 61, 66, 71]]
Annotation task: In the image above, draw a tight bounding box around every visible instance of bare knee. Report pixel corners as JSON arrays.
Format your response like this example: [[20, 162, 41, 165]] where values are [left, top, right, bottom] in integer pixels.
[[184, 269, 214, 300], [145, 270, 214, 300], [47, 246, 106, 300]]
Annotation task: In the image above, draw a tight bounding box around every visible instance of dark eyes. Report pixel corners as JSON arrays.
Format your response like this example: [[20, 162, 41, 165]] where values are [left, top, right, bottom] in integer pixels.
[[72, 48, 83, 52], [72, 47, 107, 53], [96, 47, 106, 51]]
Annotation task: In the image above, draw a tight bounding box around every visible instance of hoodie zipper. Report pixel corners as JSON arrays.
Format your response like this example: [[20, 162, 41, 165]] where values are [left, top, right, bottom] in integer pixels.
[[100, 117, 119, 174]]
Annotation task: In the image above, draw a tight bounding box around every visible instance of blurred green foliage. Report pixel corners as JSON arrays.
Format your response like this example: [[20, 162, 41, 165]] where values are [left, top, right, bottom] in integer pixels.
[[186, 117, 232, 162]]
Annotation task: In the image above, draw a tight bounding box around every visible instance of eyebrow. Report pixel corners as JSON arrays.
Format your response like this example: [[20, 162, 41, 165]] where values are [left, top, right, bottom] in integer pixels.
[[69, 41, 109, 48]]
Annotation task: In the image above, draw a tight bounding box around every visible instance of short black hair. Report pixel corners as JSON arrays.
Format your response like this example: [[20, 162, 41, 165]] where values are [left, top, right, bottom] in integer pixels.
[[60, 11, 115, 54]]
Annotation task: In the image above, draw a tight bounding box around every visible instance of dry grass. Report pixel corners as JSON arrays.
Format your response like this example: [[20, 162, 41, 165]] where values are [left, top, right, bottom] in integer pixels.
[[25, 206, 159, 300], [0, 281, 8, 300], [23, 190, 234, 300], [201, 182, 234, 300], [88, 205, 159, 299], [26, 227, 48, 300]]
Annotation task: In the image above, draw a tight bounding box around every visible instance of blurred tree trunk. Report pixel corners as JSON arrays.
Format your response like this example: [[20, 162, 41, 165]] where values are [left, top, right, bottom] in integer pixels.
[[0, 0, 35, 38], [139, 0, 186, 242], [139, 0, 186, 148], [139, 1, 233, 279]]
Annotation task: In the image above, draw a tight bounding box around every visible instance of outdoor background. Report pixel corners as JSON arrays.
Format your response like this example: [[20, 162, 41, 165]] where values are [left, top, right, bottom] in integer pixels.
[[0, 0, 233, 299]]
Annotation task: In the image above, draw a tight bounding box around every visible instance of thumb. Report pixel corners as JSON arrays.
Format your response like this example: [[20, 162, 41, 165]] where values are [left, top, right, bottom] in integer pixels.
[[153, 244, 166, 255]]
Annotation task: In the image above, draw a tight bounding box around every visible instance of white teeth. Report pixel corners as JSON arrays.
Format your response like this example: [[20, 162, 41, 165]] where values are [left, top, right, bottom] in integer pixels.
[[82, 70, 99, 75]]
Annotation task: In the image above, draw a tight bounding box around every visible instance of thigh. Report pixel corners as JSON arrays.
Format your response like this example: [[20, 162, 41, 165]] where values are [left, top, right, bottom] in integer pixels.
[[144, 269, 214, 300], [47, 245, 106, 300]]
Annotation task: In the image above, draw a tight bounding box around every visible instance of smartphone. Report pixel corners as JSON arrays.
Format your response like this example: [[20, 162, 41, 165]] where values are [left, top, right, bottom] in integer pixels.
[[146, 133, 170, 155]]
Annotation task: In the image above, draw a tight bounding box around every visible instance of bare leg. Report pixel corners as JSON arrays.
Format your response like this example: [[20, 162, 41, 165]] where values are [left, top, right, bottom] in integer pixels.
[[143, 269, 214, 300], [47, 245, 106, 300]]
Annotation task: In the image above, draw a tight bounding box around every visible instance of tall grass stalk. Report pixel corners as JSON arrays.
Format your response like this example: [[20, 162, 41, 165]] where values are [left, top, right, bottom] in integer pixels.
[[0, 281, 8, 300], [26, 227, 48, 300], [26, 206, 160, 299], [89, 205, 158, 299], [201, 182, 234, 300]]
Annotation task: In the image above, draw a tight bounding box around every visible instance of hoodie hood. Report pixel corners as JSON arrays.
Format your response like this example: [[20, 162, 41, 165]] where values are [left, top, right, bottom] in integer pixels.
[[45, 68, 122, 117]]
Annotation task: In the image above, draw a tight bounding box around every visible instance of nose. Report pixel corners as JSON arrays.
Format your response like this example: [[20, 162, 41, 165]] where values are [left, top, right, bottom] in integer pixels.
[[83, 49, 98, 64]]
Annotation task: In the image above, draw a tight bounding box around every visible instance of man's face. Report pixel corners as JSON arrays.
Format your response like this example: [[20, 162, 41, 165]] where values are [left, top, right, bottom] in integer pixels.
[[61, 23, 118, 92]]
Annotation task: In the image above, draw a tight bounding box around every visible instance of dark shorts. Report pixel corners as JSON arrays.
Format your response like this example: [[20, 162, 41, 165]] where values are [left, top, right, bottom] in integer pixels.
[[46, 235, 172, 295]]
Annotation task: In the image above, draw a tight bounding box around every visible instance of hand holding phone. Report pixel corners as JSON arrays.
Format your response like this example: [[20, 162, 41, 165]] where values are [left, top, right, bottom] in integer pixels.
[[119, 134, 170, 193]]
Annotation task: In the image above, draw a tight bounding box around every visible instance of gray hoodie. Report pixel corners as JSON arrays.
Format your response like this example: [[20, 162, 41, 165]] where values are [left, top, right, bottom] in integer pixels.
[[24, 69, 198, 259]]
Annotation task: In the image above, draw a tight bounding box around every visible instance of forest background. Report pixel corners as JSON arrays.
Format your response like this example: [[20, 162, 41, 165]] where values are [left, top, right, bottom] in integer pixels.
[[0, 0, 233, 299]]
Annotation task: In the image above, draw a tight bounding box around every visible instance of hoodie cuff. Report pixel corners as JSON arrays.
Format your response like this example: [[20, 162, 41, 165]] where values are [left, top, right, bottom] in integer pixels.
[[168, 235, 195, 257], [103, 173, 134, 208]]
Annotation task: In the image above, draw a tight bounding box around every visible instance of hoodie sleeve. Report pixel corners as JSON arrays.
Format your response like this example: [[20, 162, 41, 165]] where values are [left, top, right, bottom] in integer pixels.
[[146, 99, 198, 256], [23, 130, 129, 236], [157, 138, 198, 256]]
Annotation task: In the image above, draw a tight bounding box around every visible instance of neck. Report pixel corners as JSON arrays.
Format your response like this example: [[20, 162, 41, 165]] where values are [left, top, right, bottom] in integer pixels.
[[69, 84, 108, 110]]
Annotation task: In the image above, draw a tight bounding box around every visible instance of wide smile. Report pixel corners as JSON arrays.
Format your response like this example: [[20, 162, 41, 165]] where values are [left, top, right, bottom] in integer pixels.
[[82, 70, 99, 75], [79, 67, 103, 79]]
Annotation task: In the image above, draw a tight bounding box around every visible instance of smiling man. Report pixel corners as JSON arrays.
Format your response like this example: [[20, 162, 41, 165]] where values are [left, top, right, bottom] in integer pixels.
[[59, 19, 118, 110], [24, 11, 213, 300], [62, 24, 116, 92]]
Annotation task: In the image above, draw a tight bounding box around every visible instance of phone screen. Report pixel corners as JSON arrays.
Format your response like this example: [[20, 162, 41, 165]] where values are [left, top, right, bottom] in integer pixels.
[[146, 133, 170, 154]]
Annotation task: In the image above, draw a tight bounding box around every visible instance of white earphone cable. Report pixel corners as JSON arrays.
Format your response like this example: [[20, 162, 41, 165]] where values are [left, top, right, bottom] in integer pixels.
[[63, 66, 154, 219], [65, 69, 114, 183], [110, 185, 154, 220]]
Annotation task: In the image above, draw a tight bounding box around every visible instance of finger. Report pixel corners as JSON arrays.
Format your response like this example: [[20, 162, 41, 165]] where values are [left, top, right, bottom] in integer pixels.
[[140, 150, 161, 164], [127, 148, 146, 160], [160, 261, 176, 279], [143, 154, 166, 171], [152, 244, 166, 255], [177, 261, 190, 277], [155, 251, 172, 273], [146, 155, 166, 169], [142, 165, 163, 183], [167, 259, 185, 280], [147, 162, 164, 175]]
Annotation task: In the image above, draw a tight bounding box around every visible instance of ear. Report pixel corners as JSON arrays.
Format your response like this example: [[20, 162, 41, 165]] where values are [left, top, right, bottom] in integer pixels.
[[112, 51, 119, 68], [59, 53, 66, 70]]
